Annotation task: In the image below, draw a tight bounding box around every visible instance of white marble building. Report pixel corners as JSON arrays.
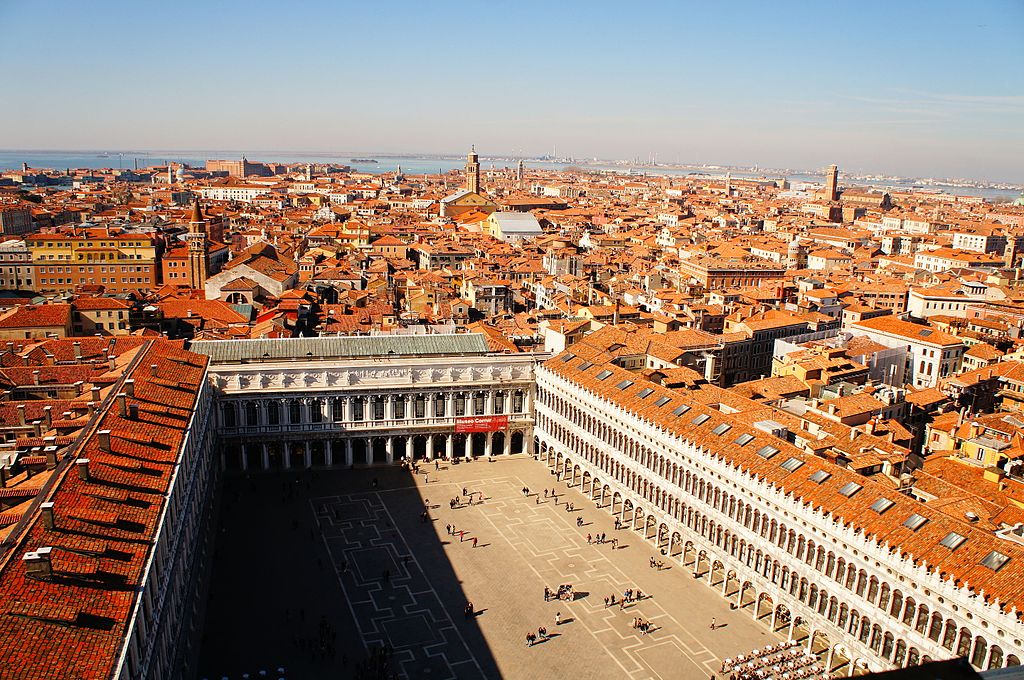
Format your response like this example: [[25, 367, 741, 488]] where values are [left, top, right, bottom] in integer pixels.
[[191, 335, 541, 471]]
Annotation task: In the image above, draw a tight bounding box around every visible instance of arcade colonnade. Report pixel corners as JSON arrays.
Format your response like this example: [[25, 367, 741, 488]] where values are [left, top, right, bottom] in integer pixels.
[[217, 388, 532, 471], [534, 366, 1024, 676]]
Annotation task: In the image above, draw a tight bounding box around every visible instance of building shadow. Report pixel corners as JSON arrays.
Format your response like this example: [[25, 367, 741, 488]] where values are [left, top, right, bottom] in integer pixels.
[[196, 465, 503, 679]]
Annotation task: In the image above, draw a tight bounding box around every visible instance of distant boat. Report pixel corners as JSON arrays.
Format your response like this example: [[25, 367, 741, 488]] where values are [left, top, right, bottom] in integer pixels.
[[350, 158, 378, 163], [96, 153, 111, 158]]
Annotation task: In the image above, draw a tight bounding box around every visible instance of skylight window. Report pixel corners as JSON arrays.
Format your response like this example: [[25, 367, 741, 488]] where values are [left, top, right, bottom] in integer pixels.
[[596, 370, 613, 381], [655, 396, 671, 407], [838, 482, 862, 497], [637, 387, 654, 399], [940, 531, 967, 550], [903, 514, 928, 531], [780, 457, 804, 472], [734, 433, 755, 446], [870, 497, 895, 514], [809, 470, 831, 484], [615, 379, 634, 390], [578, 361, 593, 371], [691, 413, 711, 426], [756, 445, 780, 460], [712, 423, 732, 436], [672, 404, 691, 417], [981, 550, 1010, 571], [560, 353, 576, 363]]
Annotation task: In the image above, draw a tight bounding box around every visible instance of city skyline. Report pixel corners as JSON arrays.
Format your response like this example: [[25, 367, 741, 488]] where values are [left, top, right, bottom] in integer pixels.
[[2, 1, 1022, 182]]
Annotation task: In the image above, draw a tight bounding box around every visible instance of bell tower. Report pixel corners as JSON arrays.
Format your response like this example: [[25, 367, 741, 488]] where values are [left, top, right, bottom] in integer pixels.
[[465, 146, 481, 194], [187, 200, 209, 292]]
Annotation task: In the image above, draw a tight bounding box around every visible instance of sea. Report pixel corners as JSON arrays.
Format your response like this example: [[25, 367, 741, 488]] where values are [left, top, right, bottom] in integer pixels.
[[0, 150, 1018, 201]]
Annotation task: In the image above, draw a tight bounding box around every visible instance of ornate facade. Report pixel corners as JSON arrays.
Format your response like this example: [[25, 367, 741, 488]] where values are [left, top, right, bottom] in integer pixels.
[[192, 335, 539, 471]]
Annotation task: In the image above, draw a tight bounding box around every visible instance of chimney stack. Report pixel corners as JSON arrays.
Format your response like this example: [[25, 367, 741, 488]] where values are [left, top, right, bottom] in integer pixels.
[[124, 379, 134, 397], [23, 547, 53, 579], [44, 446, 57, 470], [31, 370, 40, 386], [16, 404, 25, 427], [87, 401, 96, 415], [42, 406, 52, 431], [73, 380, 84, 396], [91, 386, 101, 402], [32, 421, 41, 437], [108, 355, 116, 371], [72, 341, 82, 359], [150, 364, 158, 378], [76, 459, 90, 481], [41, 502, 55, 529], [98, 429, 111, 452], [116, 393, 127, 418], [0, 466, 8, 488]]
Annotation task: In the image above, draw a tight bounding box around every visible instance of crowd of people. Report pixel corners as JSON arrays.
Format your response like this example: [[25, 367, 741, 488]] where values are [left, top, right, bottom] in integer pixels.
[[720, 640, 828, 680]]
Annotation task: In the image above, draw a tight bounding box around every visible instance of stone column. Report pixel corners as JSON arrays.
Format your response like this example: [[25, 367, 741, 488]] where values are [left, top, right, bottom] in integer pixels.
[[385, 437, 394, 464], [503, 431, 512, 456], [345, 439, 353, 466], [385, 395, 394, 420], [240, 445, 248, 471], [465, 433, 474, 459], [304, 441, 312, 468], [426, 434, 435, 460], [261, 443, 269, 470], [283, 443, 292, 469], [365, 437, 373, 464], [486, 390, 495, 414], [445, 434, 454, 460], [446, 392, 456, 419], [325, 440, 333, 466], [485, 432, 493, 457], [405, 436, 413, 460]]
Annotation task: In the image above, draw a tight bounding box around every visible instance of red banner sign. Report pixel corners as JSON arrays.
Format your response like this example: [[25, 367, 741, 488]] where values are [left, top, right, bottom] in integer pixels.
[[455, 415, 509, 433]]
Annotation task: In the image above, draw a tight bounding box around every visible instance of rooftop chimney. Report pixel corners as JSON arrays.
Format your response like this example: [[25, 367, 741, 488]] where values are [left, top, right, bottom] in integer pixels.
[[31, 370, 40, 386], [98, 429, 111, 452], [124, 379, 134, 397], [116, 393, 126, 418], [0, 466, 8, 488], [32, 420, 41, 437], [108, 355, 116, 371], [23, 547, 53, 579], [40, 502, 55, 529], [72, 341, 81, 359], [16, 404, 25, 427], [44, 446, 57, 470], [76, 458, 90, 481], [72, 380, 84, 396], [91, 386, 101, 402], [42, 406, 52, 431], [150, 364, 158, 378]]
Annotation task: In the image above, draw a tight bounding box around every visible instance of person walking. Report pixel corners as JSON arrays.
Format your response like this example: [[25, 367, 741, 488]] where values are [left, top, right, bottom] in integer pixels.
[[544, 586, 550, 602], [587, 533, 592, 544], [434, 460, 439, 471], [446, 523, 451, 535], [604, 596, 609, 608], [555, 611, 561, 626], [472, 537, 478, 548], [710, 617, 716, 630]]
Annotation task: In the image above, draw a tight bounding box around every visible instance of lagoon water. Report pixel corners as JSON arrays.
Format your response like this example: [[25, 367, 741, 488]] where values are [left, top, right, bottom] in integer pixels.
[[0, 150, 1016, 200]]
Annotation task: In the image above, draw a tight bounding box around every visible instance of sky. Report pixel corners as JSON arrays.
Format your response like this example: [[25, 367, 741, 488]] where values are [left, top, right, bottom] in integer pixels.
[[1, 0, 1022, 182]]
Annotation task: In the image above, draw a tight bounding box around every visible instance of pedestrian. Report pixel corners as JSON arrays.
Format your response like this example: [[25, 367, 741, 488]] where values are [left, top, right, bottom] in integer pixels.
[[710, 617, 716, 630], [604, 596, 609, 608], [544, 489, 548, 498], [425, 474, 429, 483], [555, 611, 561, 626], [446, 523, 451, 535], [537, 626, 544, 640], [472, 537, 478, 548], [610, 594, 616, 606], [460, 531, 465, 542], [434, 460, 439, 471], [525, 487, 530, 496], [587, 533, 592, 544], [636, 589, 643, 601], [544, 586, 550, 601], [462, 487, 468, 497], [526, 633, 533, 647], [619, 598, 625, 610]]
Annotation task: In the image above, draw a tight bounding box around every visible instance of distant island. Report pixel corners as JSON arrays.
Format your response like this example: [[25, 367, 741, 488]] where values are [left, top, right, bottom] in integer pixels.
[[350, 158, 378, 163]]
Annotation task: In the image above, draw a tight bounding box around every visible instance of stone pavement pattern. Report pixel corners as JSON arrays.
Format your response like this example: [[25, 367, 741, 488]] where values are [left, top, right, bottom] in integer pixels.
[[314, 455, 780, 679]]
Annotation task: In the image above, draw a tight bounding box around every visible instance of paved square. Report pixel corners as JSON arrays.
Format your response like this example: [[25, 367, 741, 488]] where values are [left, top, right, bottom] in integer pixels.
[[199, 454, 781, 679]]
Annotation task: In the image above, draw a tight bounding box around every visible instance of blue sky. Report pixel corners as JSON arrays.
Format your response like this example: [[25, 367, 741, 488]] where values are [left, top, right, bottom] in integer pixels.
[[1, 0, 1022, 181]]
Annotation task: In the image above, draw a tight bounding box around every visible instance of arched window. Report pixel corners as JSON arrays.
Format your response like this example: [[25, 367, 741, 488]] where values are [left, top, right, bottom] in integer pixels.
[[267, 401, 280, 425], [289, 400, 301, 424], [246, 402, 258, 426]]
